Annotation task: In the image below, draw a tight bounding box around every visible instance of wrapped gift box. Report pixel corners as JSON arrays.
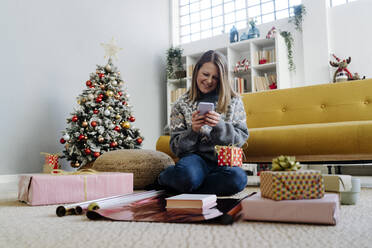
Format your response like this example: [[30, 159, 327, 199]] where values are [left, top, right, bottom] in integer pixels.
[[260, 170, 324, 201], [241, 192, 339, 225], [216, 145, 243, 167], [18, 172, 133, 206], [323, 174, 352, 192]]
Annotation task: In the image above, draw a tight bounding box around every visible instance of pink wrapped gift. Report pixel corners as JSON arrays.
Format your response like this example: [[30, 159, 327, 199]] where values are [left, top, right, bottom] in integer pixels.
[[18, 172, 133, 206], [241, 193, 339, 225]]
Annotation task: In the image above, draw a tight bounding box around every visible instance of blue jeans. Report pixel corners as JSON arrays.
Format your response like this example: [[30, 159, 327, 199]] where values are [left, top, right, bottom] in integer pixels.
[[158, 154, 247, 196]]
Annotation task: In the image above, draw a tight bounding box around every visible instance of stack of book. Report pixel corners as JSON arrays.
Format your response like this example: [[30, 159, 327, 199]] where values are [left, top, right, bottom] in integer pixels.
[[165, 194, 217, 213], [233, 77, 249, 94], [254, 47, 276, 65], [253, 73, 277, 92]]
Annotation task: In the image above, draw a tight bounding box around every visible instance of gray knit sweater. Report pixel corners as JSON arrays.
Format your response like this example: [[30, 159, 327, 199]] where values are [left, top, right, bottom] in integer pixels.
[[169, 91, 249, 162]]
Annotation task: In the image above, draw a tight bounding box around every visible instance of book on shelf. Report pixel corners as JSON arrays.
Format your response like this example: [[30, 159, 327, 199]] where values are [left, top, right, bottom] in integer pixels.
[[253, 73, 277, 92], [170, 87, 187, 103], [233, 77, 249, 94], [165, 194, 217, 209], [254, 47, 276, 65]]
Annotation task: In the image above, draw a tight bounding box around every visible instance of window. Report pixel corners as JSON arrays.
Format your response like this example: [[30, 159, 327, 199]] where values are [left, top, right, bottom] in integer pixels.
[[176, 0, 302, 45]]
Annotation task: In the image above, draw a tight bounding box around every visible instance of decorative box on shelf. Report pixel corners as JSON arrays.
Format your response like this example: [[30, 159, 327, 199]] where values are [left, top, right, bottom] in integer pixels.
[[18, 172, 133, 206]]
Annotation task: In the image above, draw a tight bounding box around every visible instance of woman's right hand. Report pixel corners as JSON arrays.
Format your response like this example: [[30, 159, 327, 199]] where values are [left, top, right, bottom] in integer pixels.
[[191, 111, 205, 133]]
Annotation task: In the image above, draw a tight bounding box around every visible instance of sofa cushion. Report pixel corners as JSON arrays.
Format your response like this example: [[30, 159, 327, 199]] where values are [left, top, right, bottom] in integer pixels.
[[91, 149, 174, 189], [242, 80, 372, 128], [245, 120, 372, 162]]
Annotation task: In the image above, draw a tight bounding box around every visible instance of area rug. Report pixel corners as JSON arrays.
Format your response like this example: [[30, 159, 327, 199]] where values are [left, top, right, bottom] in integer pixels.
[[0, 186, 371, 248]]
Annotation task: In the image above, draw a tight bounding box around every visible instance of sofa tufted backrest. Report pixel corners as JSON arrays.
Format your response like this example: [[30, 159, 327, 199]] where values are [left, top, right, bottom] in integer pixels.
[[242, 79, 372, 129]]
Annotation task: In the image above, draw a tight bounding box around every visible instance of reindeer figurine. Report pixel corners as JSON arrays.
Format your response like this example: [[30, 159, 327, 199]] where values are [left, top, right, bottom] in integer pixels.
[[330, 54, 353, 82]]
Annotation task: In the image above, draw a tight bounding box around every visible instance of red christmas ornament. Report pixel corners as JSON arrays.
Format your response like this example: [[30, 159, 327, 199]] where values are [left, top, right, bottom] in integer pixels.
[[110, 141, 118, 148], [89, 85, 95, 89], [78, 134, 85, 141], [86, 80, 92, 87], [84, 148, 91, 155], [129, 116, 135, 122], [96, 97, 102, 103], [122, 101, 127, 105], [90, 121, 97, 127], [93, 109, 99, 114], [114, 126, 120, 132], [71, 116, 78, 122], [93, 152, 100, 158], [98, 94, 104, 98], [118, 91, 123, 96], [136, 138, 143, 144], [60, 138, 66, 144], [99, 73, 105, 79]]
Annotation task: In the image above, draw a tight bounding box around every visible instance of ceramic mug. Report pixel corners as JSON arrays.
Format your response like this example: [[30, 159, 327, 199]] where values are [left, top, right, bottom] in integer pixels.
[[340, 177, 361, 205]]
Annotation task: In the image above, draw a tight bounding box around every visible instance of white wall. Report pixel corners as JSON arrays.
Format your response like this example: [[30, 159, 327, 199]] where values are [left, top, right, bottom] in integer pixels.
[[328, 0, 372, 80], [0, 0, 170, 174], [302, 0, 331, 85]]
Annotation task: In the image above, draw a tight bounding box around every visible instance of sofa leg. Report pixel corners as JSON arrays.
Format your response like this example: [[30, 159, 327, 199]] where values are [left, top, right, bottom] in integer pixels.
[[327, 165, 333, 174]]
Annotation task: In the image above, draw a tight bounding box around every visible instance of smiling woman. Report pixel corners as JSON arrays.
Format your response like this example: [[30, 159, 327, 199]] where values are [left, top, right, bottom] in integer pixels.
[[155, 50, 250, 196]]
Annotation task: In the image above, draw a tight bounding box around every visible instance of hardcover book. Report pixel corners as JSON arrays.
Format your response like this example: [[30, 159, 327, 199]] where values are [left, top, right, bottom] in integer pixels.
[[165, 194, 217, 209]]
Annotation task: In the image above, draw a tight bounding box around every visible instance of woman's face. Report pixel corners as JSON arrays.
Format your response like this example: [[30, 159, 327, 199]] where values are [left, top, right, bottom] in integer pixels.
[[196, 62, 219, 94]]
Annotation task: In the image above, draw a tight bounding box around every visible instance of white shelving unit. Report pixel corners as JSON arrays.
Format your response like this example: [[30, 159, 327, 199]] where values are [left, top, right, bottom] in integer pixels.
[[165, 36, 290, 129], [166, 78, 187, 126]]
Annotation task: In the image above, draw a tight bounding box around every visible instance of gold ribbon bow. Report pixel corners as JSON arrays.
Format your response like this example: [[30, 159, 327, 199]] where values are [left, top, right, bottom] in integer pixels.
[[272, 155, 301, 171]]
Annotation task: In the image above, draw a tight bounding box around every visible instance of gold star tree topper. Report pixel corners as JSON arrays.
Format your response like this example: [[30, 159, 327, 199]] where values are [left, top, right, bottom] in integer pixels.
[[100, 37, 123, 59]]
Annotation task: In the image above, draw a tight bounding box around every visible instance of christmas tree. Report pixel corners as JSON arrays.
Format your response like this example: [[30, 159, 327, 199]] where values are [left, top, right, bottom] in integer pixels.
[[60, 38, 144, 168]]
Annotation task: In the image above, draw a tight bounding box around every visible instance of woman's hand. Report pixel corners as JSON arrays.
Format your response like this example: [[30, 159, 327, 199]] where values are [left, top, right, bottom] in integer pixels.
[[204, 111, 220, 127], [191, 111, 205, 133]]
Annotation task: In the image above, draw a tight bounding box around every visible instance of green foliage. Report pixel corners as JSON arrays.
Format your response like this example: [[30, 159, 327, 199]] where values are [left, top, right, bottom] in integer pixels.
[[166, 47, 184, 79], [289, 4, 307, 32], [280, 31, 295, 72]]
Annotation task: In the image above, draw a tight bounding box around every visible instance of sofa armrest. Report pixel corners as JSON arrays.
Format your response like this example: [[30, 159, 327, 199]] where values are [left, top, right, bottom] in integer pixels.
[[156, 136, 178, 162]]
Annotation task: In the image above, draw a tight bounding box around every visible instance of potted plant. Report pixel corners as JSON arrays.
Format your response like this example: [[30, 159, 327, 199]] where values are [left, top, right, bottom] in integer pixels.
[[280, 4, 306, 72], [166, 47, 186, 79]]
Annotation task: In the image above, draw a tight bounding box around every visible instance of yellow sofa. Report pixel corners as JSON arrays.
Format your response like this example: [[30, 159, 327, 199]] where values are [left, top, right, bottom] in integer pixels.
[[156, 79, 372, 165]]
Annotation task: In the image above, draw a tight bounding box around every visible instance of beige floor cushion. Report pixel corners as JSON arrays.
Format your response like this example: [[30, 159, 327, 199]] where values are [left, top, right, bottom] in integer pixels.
[[91, 149, 174, 189]]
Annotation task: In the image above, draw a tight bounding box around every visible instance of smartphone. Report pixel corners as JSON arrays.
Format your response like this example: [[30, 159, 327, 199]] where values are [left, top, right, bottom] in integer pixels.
[[198, 102, 214, 115]]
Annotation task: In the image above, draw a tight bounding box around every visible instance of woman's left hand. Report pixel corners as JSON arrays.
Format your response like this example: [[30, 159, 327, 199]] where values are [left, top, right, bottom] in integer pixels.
[[204, 111, 220, 127]]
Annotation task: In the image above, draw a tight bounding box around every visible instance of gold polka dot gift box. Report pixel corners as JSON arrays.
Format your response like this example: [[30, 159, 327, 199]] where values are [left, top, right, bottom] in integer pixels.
[[260, 170, 325, 201]]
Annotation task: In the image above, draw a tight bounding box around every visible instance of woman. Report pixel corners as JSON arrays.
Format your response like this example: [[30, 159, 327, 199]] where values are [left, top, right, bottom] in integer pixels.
[[158, 50, 249, 196]]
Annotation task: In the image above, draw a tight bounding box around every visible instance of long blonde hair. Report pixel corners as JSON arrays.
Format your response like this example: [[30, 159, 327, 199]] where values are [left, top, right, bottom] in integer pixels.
[[188, 50, 236, 114]]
